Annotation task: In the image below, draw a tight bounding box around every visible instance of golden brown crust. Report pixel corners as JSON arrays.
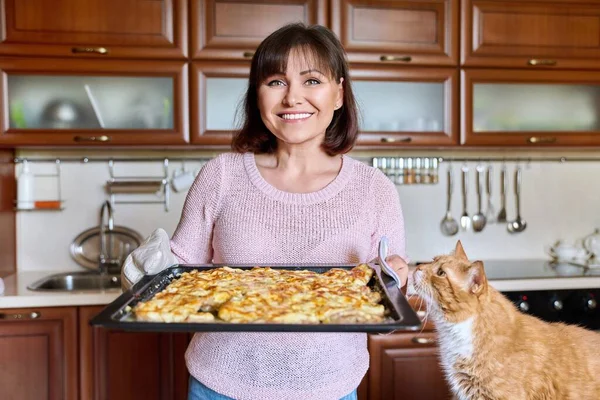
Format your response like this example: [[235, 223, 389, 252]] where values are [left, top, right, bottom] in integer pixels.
[[134, 264, 386, 324]]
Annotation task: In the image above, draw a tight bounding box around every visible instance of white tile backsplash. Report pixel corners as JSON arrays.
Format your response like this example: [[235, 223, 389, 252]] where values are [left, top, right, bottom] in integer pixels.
[[14, 150, 600, 271]]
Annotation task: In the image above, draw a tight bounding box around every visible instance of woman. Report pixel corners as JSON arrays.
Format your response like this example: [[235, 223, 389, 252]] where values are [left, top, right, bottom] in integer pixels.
[[123, 23, 409, 400]]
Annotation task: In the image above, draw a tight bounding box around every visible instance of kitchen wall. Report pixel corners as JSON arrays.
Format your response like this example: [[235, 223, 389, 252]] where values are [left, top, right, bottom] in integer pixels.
[[14, 149, 600, 271]]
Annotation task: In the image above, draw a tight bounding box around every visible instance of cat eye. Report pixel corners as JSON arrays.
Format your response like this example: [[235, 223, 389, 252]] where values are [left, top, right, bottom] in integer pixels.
[[436, 269, 446, 277]]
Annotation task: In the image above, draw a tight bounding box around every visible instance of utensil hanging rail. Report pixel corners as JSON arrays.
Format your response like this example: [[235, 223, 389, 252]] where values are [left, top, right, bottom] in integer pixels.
[[438, 157, 600, 163], [12, 157, 214, 164], [10, 156, 600, 164]]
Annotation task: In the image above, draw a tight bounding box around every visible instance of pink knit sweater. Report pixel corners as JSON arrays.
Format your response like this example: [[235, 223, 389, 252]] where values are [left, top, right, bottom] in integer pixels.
[[170, 152, 406, 400]]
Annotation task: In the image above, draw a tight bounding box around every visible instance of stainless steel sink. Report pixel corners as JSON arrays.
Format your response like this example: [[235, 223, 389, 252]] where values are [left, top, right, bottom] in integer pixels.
[[28, 271, 121, 292]]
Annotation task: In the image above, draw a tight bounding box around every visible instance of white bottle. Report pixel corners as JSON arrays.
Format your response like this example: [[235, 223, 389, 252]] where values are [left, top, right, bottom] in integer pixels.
[[17, 161, 34, 209]]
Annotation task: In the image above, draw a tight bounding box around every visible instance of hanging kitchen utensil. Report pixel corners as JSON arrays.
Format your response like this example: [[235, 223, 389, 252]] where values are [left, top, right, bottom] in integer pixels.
[[460, 164, 471, 231], [485, 164, 496, 223], [440, 164, 459, 236], [472, 164, 487, 232], [507, 166, 527, 234], [496, 164, 507, 223]]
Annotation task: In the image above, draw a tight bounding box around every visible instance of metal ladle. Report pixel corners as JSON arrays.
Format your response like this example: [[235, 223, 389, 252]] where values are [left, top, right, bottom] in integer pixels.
[[440, 166, 459, 236], [507, 166, 527, 233], [472, 165, 487, 232]]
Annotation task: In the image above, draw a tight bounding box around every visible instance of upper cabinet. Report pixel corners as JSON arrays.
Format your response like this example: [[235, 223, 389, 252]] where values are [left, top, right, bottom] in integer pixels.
[[331, 0, 458, 65], [0, 58, 189, 146], [462, 0, 600, 69], [353, 66, 458, 147], [191, 0, 328, 60], [462, 69, 600, 146], [0, 0, 188, 59]]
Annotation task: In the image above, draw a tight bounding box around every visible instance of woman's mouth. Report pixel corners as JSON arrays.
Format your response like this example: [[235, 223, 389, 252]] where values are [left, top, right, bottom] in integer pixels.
[[278, 112, 314, 122]]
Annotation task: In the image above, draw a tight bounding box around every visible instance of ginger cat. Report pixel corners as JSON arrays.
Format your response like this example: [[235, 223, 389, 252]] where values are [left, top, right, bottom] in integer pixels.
[[412, 241, 600, 400]]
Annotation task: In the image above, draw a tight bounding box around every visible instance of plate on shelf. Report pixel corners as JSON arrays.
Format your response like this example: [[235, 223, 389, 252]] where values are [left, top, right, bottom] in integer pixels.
[[70, 226, 143, 270]]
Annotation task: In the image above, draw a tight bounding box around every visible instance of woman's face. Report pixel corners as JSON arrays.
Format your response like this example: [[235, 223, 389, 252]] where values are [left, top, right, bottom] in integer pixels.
[[257, 49, 343, 150]]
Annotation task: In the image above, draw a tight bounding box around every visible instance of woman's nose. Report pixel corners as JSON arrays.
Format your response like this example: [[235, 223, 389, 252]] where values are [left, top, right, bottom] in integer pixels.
[[283, 84, 303, 106]]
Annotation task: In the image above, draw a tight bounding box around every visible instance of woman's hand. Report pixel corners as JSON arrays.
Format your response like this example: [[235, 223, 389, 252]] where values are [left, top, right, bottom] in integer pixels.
[[384, 255, 409, 287]]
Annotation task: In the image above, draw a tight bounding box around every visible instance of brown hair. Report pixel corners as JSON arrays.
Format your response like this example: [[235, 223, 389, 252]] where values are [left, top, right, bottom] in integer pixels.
[[231, 23, 359, 156]]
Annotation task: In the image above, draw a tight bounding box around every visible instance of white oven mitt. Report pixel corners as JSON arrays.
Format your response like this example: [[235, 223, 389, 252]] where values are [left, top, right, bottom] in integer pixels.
[[121, 228, 177, 290]]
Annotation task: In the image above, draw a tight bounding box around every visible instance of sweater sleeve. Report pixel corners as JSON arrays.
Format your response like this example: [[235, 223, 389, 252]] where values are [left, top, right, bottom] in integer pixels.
[[369, 169, 409, 263], [170, 155, 225, 264]]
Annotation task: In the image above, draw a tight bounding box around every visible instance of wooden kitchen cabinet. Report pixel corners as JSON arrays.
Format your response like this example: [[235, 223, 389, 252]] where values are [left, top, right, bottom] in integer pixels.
[[331, 0, 458, 66], [190, 62, 249, 145], [462, 69, 600, 146], [0, 0, 188, 59], [366, 331, 452, 400], [191, 63, 458, 147], [191, 0, 328, 60], [79, 306, 191, 400], [0, 306, 78, 400], [462, 0, 600, 69], [0, 58, 189, 146], [352, 66, 458, 147]]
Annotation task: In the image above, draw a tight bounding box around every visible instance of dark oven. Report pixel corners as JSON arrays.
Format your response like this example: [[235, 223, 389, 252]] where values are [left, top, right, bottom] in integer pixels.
[[503, 289, 600, 332]]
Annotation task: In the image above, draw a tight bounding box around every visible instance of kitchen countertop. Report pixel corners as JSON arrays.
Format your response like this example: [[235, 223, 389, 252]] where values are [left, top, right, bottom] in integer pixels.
[[2, 260, 600, 309], [0, 270, 121, 309]]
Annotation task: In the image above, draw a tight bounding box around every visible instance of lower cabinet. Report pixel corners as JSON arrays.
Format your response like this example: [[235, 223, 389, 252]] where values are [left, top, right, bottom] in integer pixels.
[[363, 331, 453, 400], [0, 306, 78, 400], [79, 306, 191, 400], [1, 304, 450, 400]]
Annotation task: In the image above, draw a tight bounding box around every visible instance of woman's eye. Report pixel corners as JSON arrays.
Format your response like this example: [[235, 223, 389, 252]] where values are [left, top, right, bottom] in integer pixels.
[[305, 78, 321, 85], [436, 269, 446, 277], [267, 80, 285, 87]]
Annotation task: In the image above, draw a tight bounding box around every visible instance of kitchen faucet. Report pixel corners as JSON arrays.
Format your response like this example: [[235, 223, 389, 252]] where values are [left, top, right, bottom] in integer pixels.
[[98, 200, 119, 274]]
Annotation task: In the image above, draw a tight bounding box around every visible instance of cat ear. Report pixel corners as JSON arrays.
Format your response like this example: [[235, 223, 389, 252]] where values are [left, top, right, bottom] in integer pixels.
[[469, 261, 487, 295], [454, 240, 468, 260]]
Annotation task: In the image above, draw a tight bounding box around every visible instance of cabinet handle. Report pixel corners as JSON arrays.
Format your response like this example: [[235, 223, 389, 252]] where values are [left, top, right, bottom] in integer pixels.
[[0, 311, 41, 320], [72, 47, 108, 55], [527, 59, 556, 66], [380, 55, 412, 62], [412, 336, 436, 345], [243, 52, 255, 58], [73, 135, 111, 142], [528, 136, 557, 144], [381, 137, 412, 143]]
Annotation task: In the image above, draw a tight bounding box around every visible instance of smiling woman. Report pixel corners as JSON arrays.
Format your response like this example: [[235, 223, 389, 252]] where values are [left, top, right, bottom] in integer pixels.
[[232, 23, 358, 156], [122, 22, 409, 400]]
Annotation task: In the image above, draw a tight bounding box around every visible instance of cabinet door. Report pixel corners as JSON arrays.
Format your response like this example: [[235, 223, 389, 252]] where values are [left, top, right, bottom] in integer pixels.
[[79, 306, 191, 400], [462, 69, 600, 146], [352, 66, 458, 147], [0, 307, 78, 400], [190, 63, 248, 145], [367, 332, 452, 400], [191, 0, 328, 60], [331, 0, 458, 65], [0, 58, 188, 146], [462, 0, 600, 69], [0, 0, 187, 59]]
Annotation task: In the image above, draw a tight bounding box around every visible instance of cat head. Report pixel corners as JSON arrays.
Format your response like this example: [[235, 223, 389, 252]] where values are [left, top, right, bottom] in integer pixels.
[[412, 241, 488, 322]]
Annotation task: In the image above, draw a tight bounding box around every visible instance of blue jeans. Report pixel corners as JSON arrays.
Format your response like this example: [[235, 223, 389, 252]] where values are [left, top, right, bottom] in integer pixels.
[[188, 376, 358, 400]]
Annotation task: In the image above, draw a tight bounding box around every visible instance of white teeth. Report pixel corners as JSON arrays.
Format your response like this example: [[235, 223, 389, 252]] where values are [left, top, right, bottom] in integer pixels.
[[281, 113, 312, 120]]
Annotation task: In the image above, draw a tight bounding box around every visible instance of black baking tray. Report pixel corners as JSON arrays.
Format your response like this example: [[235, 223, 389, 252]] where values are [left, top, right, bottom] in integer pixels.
[[90, 263, 422, 333]]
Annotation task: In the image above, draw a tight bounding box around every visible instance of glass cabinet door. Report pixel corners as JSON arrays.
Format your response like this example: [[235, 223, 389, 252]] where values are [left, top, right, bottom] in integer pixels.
[[190, 63, 249, 145], [351, 66, 458, 146], [191, 64, 458, 147], [0, 59, 188, 146], [463, 69, 600, 146]]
